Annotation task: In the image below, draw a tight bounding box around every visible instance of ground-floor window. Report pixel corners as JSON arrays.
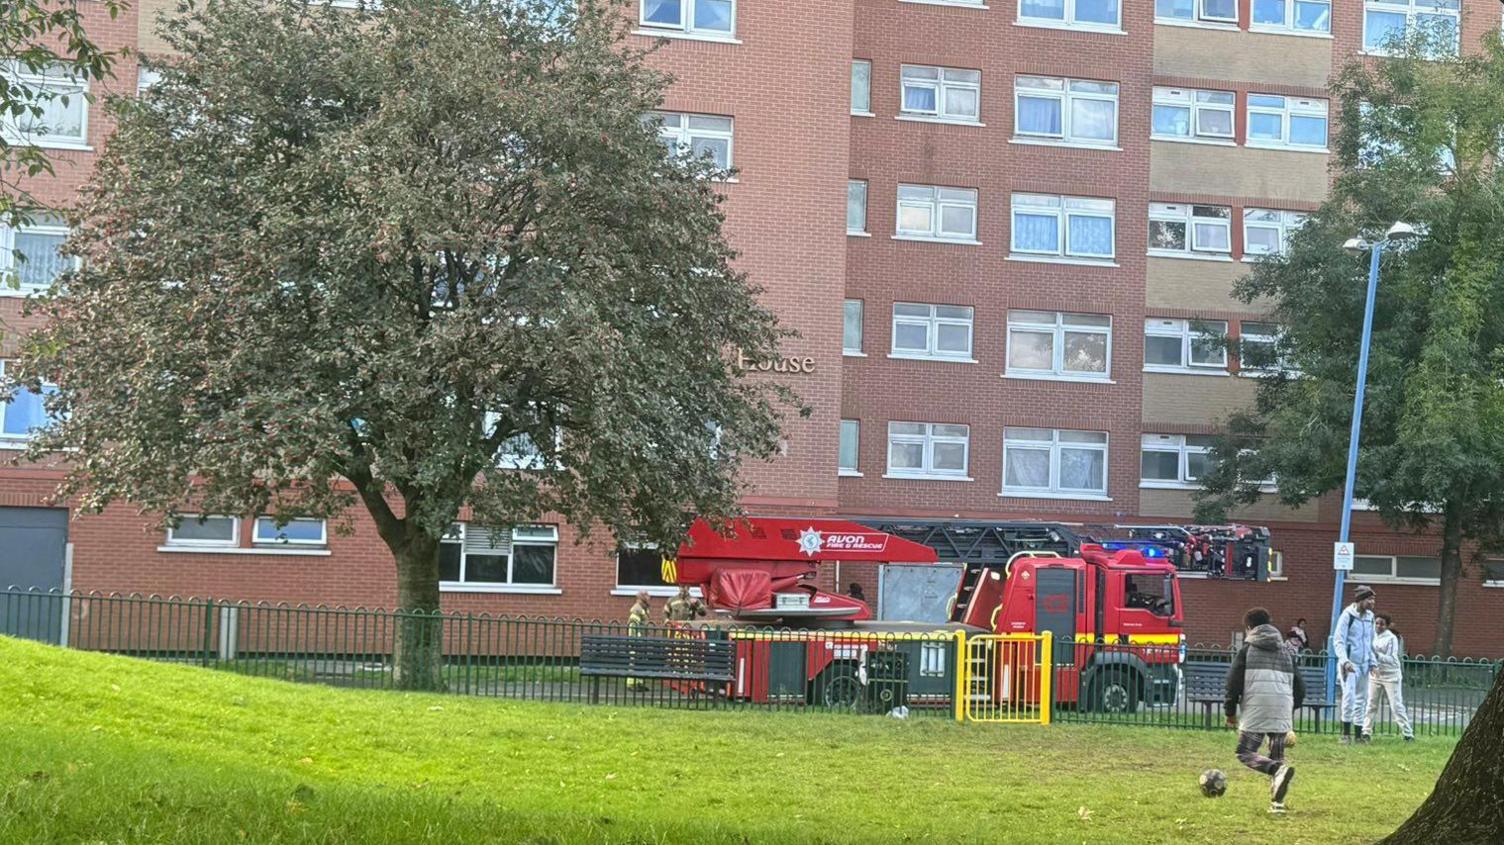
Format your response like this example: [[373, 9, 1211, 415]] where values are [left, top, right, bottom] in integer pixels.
[[616, 544, 667, 590], [440, 523, 557, 588]]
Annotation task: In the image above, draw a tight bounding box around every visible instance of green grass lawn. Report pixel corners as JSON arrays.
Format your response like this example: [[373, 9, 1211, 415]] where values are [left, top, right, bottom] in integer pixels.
[[0, 637, 1451, 844]]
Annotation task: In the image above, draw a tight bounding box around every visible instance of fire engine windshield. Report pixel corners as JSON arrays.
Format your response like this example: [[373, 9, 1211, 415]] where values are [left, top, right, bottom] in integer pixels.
[[1124, 572, 1175, 617]]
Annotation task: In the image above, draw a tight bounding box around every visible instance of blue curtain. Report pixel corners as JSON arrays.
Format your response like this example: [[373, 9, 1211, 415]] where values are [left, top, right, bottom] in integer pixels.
[[1067, 215, 1113, 257], [1014, 213, 1060, 252], [1018, 96, 1062, 135]]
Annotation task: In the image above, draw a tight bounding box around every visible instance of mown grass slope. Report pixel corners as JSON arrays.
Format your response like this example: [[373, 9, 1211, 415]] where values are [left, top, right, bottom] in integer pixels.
[[0, 637, 1450, 844]]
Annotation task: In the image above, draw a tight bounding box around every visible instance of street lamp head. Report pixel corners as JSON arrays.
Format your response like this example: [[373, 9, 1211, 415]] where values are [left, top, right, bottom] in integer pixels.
[[1385, 221, 1419, 242], [1343, 237, 1367, 256]]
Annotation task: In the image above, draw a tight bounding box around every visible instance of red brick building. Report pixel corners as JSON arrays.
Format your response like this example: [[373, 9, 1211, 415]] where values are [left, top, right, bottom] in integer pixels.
[[3, 0, 1502, 655]]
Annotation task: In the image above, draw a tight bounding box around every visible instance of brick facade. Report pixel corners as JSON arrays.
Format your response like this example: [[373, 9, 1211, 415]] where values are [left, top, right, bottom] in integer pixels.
[[3, 0, 1502, 656]]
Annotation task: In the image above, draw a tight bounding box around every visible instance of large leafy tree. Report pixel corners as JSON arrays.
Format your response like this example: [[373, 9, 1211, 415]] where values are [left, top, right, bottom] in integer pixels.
[[12, 0, 792, 687], [1, 0, 121, 223], [1195, 31, 1504, 657]]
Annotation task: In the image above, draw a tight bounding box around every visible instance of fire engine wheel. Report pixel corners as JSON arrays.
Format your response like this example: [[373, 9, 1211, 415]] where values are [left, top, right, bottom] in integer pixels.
[[811, 663, 864, 710], [1090, 672, 1141, 714]]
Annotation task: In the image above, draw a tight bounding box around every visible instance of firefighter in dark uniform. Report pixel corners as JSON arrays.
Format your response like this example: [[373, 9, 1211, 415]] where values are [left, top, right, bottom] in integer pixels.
[[663, 585, 706, 623]]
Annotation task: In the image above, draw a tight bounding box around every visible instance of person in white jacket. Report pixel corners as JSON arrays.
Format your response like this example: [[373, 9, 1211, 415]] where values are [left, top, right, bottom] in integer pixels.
[[1362, 612, 1414, 741]]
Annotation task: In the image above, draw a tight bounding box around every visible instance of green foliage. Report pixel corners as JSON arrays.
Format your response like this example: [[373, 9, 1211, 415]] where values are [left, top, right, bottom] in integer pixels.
[[1195, 31, 1504, 653], [0, 637, 1457, 844], [0, 0, 122, 225], [13, 1, 791, 591]]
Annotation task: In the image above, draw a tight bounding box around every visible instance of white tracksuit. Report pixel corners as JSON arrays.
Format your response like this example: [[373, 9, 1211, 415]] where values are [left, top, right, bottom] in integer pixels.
[[1363, 629, 1413, 738], [1333, 604, 1375, 726]]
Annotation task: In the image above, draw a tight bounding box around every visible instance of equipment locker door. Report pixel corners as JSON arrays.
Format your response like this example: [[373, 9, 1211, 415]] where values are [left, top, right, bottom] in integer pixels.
[[1033, 566, 1079, 707], [877, 563, 963, 622]]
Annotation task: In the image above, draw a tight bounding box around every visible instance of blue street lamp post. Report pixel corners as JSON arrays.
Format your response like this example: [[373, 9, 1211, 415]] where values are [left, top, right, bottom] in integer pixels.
[[1326, 222, 1417, 702]]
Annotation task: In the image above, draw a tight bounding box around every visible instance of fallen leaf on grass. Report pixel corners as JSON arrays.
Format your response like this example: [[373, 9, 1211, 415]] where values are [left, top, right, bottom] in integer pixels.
[[297, 757, 314, 765], [1077, 807, 1092, 822], [605, 773, 617, 780]]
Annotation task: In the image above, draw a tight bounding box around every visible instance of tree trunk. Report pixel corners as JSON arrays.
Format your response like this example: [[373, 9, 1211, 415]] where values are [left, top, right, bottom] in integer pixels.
[[1379, 669, 1504, 844], [392, 533, 445, 691], [1433, 503, 1463, 658]]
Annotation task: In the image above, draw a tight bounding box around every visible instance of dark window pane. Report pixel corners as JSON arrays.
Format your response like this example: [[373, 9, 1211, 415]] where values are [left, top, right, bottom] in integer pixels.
[[439, 544, 462, 582], [512, 545, 555, 584], [617, 547, 664, 587], [1395, 556, 1440, 581], [467, 553, 509, 583]]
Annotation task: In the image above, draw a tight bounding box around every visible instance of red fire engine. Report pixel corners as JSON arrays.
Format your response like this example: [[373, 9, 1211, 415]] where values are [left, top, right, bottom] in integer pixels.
[[663, 517, 1187, 713]]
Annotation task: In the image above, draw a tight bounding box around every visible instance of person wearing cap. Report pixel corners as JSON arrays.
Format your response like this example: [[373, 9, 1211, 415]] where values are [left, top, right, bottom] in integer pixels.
[[1333, 585, 1377, 744]]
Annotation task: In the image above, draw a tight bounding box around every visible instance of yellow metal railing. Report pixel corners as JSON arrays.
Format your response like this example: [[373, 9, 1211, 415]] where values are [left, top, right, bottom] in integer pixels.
[[955, 631, 1053, 725]]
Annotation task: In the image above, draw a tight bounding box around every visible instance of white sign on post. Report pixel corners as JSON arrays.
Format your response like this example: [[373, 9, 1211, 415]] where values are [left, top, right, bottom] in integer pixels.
[[1333, 542, 1355, 571]]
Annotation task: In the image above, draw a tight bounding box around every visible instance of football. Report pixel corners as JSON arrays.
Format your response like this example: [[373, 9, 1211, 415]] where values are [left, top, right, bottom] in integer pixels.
[[1199, 768, 1228, 797], [1286, 731, 1298, 748]]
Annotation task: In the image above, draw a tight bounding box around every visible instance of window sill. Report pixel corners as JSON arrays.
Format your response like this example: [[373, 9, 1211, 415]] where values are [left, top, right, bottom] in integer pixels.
[[156, 545, 333, 557], [1153, 18, 1238, 32], [838, 469, 864, 477], [1002, 372, 1115, 385], [1241, 255, 1282, 264], [843, 350, 867, 357], [1000, 491, 1112, 502], [1005, 254, 1118, 268], [847, 231, 872, 238], [1146, 250, 1235, 263], [1015, 19, 1125, 36], [1142, 366, 1230, 377], [1245, 142, 1330, 156], [0, 289, 47, 299], [884, 473, 974, 482], [630, 28, 741, 45], [440, 584, 563, 594], [887, 353, 978, 364], [892, 235, 981, 246], [611, 586, 704, 598], [0, 439, 34, 450], [1484, 582, 1504, 589], [851, 111, 875, 118], [896, 115, 985, 128], [10, 140, 94, 152], [1248, 26, 1333, 40], [1151, 135, 1237, 148], [898, 0, 990, 9], [1341, 577, 1438, 588], [1139, 481, 1201, 491], [1009, 138, 1121, 152]]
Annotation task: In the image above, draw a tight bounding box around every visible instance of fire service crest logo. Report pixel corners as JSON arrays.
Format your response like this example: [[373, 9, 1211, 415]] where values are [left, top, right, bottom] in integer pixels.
[[796, 528, 889, 557]]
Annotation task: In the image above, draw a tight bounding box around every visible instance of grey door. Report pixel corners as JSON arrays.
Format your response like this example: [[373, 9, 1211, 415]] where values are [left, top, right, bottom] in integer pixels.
[[877, 563, 963, 622], [0, 507, 68, 643], [1033, 567, 1077, 667]]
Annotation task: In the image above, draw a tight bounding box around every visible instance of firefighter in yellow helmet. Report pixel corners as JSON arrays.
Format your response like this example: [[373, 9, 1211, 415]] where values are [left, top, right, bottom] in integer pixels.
[[625, 591, 651, 689]]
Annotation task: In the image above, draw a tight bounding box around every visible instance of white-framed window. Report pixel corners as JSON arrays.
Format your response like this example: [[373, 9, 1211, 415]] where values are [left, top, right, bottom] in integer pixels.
[[1003, 427, 1109, 498], [887, 421, 970, 479], [839, 419, 861, 475], [1243, 209, 1307, 257], [851, 60, 872, 115], [1144, 318, 1228, 371], [900, 65, 981, 124], [1019, 0, 1122, 30], [1011, 194, 1115, 260], [1246, 94, 1328, 151], [1148, 203, 1231, 258], [640, 0, 734, 37], [1482, 558, 1504, 588], [1140, 433, 1218, 487], [896, 185, 978, 243], [616, 542, 668, 590], [1014, 76, 1119, 147], [137, 68, 163, 94], [1251, 0, 1331, 33], [1352, 554, 1441, 584], [165, 515, 239, 548], [1154, 0, 1239, 24], [1, 62, 88, 148], [891, 302, 974, 361], [440, 523, 558, 587], [847, 180, 868, 234], [1151, 87, 1235, 142], [0, 216, 72, 293], [843, 299, 864, 355], [0, 360, 57, 443], [1239, 321, 1284, 372], [1363, 0, 1459, 56], [651, 112, 733, 170], [1267, 550, 1285, 579], [1005, 310, 1111, 380], [252, 517, 327, 546]]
